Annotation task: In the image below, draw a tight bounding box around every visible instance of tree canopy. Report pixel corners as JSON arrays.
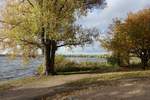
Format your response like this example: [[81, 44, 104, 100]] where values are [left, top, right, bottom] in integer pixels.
[[0, 0, 106, 74], [101, 8, 150, 68]]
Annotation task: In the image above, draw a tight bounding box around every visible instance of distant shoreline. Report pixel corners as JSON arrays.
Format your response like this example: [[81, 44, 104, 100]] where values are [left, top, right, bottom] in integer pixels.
[[0, 54, 43, 57], [0, 54, 111, 58]]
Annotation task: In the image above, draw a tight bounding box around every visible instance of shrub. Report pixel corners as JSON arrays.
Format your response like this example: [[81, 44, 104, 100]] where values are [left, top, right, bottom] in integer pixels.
[[36, 64, 45, 75], [37, 56, 119, 74], [107, 56, 118, 66]]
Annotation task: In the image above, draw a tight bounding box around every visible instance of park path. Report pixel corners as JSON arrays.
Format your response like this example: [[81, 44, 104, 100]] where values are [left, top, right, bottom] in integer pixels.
[[57, 78, 150, 100], [0, 73, 100, 100], [1, 73, 150, 100]]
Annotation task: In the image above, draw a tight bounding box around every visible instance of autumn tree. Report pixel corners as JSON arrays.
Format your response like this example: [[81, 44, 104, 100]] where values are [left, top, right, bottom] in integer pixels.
[[101, 20, 131, 66], [101, 8, 150, 69], [0, 0, 106, 75]]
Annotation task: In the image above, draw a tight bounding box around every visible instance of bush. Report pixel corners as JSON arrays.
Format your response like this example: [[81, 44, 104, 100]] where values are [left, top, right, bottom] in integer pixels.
[[37, 56, 119, 74], [107, 56, 118, 66], [55, 55, 79, 72], [36, 64, 45, 75]]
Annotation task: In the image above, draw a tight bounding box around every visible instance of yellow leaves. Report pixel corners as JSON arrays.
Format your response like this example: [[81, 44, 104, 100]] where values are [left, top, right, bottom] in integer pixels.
[[101, 8, 150, 59], [0, 0, 104, 58]]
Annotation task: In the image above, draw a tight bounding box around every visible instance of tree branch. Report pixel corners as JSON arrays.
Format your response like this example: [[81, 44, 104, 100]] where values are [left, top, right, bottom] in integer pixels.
[[20, 0, 34, 7], [20, 39, 42, 48], [57, 39, 91, 48], [26, 0, 34, 7], [0, 20, 8, 24]]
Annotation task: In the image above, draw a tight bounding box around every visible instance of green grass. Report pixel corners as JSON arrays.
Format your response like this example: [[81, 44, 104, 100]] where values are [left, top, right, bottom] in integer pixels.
[[62, 54, 111, 58], [68, 70, 150, 87], [0, 76, 52, 92], [37, 56, 119, 75], [46, 70, 150, 100]]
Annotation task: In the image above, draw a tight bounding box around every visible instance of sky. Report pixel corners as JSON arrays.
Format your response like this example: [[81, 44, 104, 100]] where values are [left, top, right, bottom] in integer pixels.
[[0, 0, 150, 55], [57, 0, 150, 55]]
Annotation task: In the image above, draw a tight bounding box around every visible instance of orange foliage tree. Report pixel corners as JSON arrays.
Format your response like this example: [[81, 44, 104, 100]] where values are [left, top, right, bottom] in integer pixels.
[[101, 8, 150, 69]]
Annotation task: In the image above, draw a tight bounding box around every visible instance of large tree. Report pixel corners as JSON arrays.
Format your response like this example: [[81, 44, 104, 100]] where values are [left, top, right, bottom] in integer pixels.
[[0, 0, 106, 75], [101, 8, 150, 69]]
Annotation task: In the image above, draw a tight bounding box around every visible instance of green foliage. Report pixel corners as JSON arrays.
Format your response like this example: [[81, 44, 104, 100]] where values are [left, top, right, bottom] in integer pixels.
[[37, 56, 119, 74], [63, 54, 111, 58], [0, 0, 105, 74], [0, 0, 104, 58], [37, 64, 45, 75], [130, 57, 141, 65], [55, 56, 119, 73], [107, 56, 119, 66]]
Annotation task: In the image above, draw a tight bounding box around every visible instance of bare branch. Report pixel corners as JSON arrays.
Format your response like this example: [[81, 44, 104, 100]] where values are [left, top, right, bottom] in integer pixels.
[[20, 0, 34, 7], [26, 0, 34, 7]]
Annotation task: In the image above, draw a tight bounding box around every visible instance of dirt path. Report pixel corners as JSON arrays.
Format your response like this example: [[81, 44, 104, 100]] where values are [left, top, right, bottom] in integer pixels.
[[56, 78, 150, 100], [1, 73, 150, 100], [0, 74, 100, 100]]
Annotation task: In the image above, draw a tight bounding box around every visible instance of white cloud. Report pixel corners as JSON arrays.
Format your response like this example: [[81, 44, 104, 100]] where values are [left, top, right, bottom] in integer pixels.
[[58, 0, 150, 54]]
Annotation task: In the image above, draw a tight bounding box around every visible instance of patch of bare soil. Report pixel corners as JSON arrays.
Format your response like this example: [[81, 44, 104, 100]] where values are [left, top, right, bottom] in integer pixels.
[[53, 78, 150, 100]]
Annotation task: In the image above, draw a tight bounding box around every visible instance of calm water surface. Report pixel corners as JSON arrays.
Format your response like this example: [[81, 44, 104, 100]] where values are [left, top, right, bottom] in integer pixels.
[[0, 56, 43, 81], [0, 56, 106, 81]]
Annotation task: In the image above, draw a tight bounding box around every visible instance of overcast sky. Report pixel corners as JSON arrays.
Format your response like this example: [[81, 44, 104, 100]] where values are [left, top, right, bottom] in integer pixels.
[[0, 0, 150, 55], [57, 0, 150, 55]]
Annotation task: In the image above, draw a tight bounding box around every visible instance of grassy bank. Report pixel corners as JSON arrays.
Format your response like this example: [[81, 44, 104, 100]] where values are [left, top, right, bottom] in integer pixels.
[[62, 54, 111, 58], [68, 70, 150, 86], [37, 55, 119, 75], [0, 76, 52, 92]]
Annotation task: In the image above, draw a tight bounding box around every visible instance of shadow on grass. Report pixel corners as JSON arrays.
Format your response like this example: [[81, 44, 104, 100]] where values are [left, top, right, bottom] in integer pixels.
[[56, 65, 149, 75], [57, 69, 117, 75], [55, 65, 120, 75]]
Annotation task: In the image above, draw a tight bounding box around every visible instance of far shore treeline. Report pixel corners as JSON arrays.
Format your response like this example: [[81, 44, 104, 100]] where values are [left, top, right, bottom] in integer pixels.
[[0, 54, 111, 58]]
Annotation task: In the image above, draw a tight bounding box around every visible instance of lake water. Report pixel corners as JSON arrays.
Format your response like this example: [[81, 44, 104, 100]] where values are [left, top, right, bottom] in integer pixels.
[[0, 56, 43, 81], [0, 56, 107, 81]]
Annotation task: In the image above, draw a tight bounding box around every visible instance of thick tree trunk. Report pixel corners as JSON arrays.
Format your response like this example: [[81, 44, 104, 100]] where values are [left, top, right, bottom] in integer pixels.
[[44, 40, 57, 75], [49, 40, 57, 75], [44, 42, 51, 75]]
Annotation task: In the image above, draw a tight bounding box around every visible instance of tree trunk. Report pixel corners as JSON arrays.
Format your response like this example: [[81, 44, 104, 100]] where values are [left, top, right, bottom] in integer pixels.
[[141, 57, 148, 70], [44, 42, 51, 75], [117, 53, 121, 66], [126, 52, 130, 66], [49, 40, 57, 75], [44, 40, 57, 75]]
